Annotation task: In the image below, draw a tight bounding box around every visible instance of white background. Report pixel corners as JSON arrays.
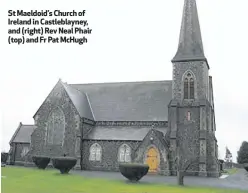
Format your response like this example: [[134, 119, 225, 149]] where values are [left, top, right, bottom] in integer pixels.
[[1, 0, 248, 161]]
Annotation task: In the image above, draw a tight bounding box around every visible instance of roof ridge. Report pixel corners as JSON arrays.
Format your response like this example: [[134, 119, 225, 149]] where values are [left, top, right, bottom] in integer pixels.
[[69, 80, 172, 86], [9, 122, 22, 144], [61, 81, 94, 120]]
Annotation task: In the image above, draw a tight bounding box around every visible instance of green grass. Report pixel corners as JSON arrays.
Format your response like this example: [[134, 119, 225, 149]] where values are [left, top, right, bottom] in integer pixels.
[[223, 168, 238, 175], [1, 167, 245, 193], [227, 168, 238, 174]]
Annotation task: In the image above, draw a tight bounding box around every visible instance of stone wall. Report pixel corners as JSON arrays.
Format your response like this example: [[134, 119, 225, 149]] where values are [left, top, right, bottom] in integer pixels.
[[170, 59, 220, 177], [134, 129, 170, 175], [30, 81, 82, 159], [81, 140, 140, 171], [10, 143, 30, 165], [177, 106, 200, 176], [172, 61, 209, 101], [81, 128, 170, 175]]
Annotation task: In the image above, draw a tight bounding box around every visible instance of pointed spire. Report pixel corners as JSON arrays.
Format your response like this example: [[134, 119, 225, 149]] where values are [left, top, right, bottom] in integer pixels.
[[172, 0, 208, 66]]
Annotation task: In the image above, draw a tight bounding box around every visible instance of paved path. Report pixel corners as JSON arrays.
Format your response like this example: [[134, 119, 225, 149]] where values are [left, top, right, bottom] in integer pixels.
[[71, 169, 248, 191], [222, 169, 248, 190]]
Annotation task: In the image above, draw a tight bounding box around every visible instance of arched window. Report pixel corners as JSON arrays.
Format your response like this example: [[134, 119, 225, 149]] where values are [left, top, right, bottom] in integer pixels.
[[118, 144, 131, 163], [183, 72, 195, 99], [21, 146, 29, 157], [89, 143, 102, 161], [46, 107, 65, 145]]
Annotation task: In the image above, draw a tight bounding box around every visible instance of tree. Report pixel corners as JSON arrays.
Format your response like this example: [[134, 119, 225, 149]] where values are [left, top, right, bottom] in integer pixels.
[[174, 148, 199, 186], [225, 147, 232, 162], [224, 147, 233, 168], [237, 141, 248, 164]]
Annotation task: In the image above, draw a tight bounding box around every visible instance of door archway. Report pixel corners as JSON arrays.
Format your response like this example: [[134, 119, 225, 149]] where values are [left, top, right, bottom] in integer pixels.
[[145, 147, 159, 173]]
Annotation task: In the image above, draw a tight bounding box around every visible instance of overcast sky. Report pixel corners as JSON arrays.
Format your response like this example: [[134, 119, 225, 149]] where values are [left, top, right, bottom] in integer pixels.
[[1, 0, 248, 162]]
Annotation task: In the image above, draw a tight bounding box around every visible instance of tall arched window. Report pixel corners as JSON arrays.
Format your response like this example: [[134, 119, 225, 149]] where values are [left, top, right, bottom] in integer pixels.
[[118, 144, 131, 163], [21, 146, 29, 157], [183, 72, 195, 99], [89, 143, 102, 161], [46, 107, 65, 145]]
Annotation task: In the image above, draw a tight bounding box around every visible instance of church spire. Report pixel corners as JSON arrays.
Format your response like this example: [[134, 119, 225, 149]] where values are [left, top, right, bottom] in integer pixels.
[[172, 0, 207, 65]]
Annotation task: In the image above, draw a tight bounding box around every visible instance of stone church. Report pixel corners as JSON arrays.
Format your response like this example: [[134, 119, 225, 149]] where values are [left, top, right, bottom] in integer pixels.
[[9, 0, 220, 177]]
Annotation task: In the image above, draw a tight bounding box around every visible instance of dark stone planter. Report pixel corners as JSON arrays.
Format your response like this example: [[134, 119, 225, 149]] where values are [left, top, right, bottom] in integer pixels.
[[119, 163, 149, 182], [32, 156, 50, 169], [52, 157, 77, 174]]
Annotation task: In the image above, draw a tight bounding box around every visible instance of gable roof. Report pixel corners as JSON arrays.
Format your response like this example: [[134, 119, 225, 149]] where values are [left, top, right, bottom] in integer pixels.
[[33, 79, 95, 120], [61, 81, 94, 120], [85, 126, 168, 141], [9, 123, 36, 144], [172, 0, 208, 67], [70, 80, 172, 121]]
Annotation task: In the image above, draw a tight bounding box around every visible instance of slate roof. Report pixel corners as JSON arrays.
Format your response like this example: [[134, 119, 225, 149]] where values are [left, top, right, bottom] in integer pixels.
[[172, 0, 207, 65], [70, 80, 172, 121], [9, 123, 36, 144], [85, 126, 168, 141], [61, 81, 94, 120]]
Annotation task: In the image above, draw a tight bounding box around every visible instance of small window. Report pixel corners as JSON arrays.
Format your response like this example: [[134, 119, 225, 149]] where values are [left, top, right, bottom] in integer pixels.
[[89, 143, 102, 161], [187, 111, 191, 121], [118, 144, 131, 163]]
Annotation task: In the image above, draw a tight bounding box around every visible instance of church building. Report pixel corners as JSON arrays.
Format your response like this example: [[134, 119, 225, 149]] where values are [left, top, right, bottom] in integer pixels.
[[9, 0, 220, 177]]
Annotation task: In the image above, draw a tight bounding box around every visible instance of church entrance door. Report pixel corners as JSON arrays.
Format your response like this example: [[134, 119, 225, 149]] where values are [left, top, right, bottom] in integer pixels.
[[146, 147, 159, 173]]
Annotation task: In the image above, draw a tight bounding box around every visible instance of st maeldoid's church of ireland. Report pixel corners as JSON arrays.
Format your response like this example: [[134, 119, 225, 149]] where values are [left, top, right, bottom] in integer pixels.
[[8, 0, 220, 177]]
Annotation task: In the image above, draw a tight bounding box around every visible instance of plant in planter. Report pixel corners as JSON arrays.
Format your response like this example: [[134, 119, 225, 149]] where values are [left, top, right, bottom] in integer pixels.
[[32, 156, 50, 169], [52, 156, 77, 174], [119, 163, 149, 182], [1, 152, 8, 164]]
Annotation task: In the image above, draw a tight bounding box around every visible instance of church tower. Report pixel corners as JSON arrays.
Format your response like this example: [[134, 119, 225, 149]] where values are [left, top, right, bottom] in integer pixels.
[[168, 0, 220, 177]]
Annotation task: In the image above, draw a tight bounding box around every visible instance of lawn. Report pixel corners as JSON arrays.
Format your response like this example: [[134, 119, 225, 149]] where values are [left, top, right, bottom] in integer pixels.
[[225, 168, 239, 175], [1, 167, 245, 193]]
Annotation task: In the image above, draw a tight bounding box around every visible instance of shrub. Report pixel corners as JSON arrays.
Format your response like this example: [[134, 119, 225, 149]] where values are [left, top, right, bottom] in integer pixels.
[[32, 156, 50, 169], [52, 157, 77, 174], [237, 141, 248, 164], [244, 163, 248, 172], [218, 159, 224, 171], [119, 163, 149, 182], [1, 152, 8, 164]]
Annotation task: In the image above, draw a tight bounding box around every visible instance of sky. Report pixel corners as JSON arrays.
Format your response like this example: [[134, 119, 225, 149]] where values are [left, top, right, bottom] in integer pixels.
[[0, 0, 248, 162]]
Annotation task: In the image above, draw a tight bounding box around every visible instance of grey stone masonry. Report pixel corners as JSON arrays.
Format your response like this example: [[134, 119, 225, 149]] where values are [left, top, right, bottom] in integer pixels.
[[30, 80, 83, 158], [81, 140, 140, 172], [169, 0, 219, 177]]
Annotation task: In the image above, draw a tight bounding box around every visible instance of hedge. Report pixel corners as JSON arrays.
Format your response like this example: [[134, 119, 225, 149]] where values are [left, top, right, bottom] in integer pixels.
[[1, 152, 8, 163], [52, 157, 77, 174], [32, 156, 50, 169], [119, 163, 149, 182]]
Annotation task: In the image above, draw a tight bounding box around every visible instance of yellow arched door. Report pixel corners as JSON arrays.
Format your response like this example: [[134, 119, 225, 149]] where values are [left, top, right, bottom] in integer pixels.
[[146, 147, 159, 173]]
